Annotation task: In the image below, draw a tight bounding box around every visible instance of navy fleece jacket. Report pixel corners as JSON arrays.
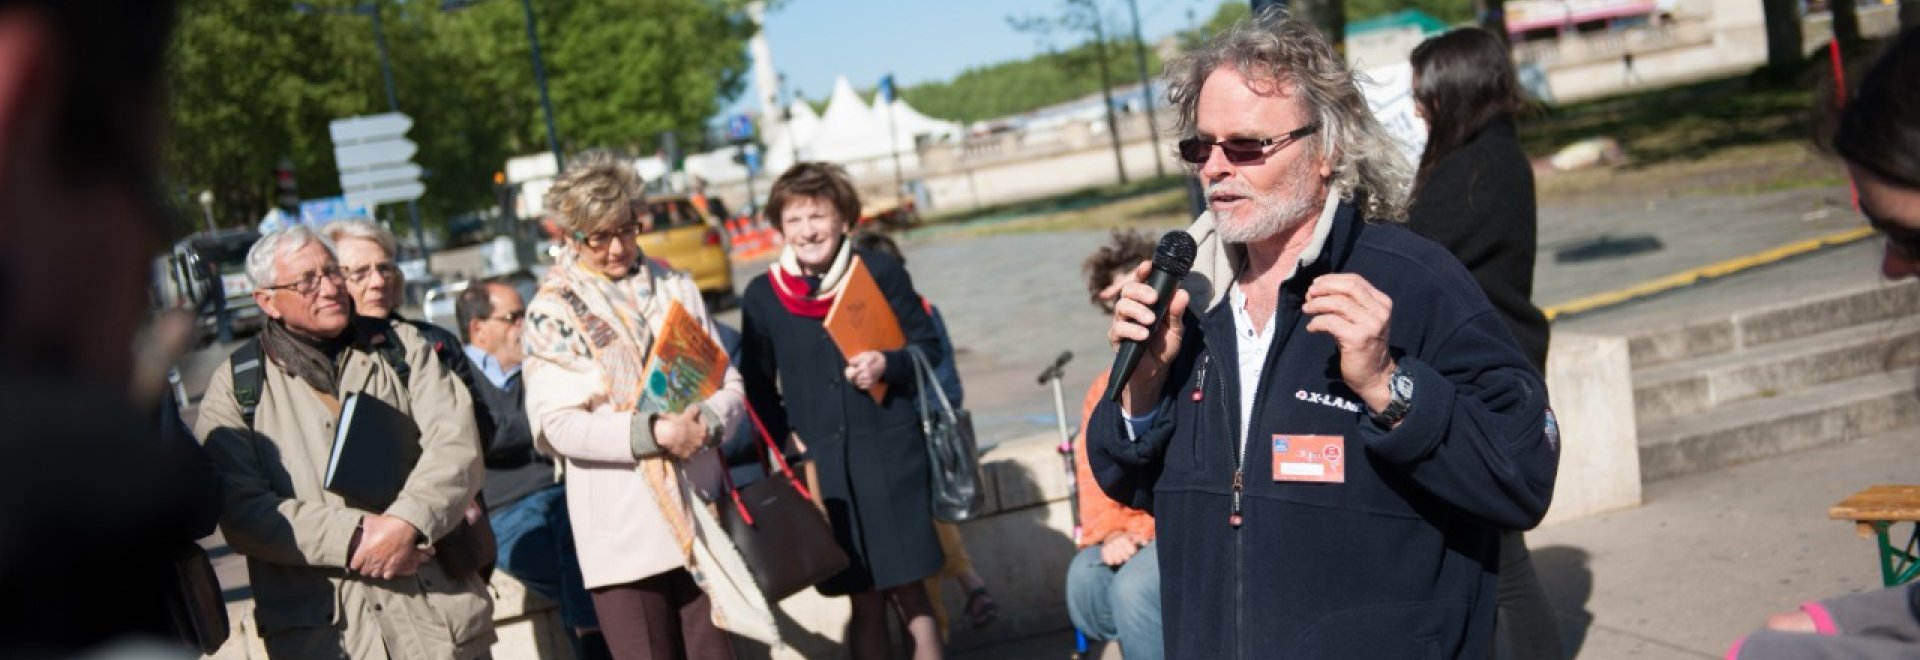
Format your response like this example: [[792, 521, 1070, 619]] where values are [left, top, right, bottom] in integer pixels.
[[1087, 203, 1559, 660]]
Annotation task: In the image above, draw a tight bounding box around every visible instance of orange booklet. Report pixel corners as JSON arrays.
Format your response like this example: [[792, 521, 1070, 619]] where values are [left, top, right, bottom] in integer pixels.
[[823, 256, 905, 403], [637, 300, 729, 415]]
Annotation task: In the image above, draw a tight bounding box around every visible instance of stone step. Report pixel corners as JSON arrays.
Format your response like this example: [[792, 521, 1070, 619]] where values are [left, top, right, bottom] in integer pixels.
[[1633, 316, 1920, 423], [1625, 280, 1920, 370], [1637, 367, 1920, 481]]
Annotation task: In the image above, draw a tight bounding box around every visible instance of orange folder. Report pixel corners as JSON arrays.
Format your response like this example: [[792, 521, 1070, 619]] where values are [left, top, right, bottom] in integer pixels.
[[823, 256, 905, 403]]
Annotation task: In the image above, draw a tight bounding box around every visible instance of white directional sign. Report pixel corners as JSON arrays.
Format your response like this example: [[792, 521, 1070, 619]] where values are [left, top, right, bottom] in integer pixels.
[[329, 112, 425, 209]]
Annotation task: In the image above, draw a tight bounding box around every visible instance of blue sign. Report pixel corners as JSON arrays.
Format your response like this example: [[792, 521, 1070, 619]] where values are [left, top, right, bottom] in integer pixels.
[[743, 149, 762, 176], [299, 197, 372, 225], [726, 114, 755, 142]]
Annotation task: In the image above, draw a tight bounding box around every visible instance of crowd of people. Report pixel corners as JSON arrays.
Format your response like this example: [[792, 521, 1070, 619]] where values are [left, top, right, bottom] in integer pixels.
[[3, 0, 1917, 658]]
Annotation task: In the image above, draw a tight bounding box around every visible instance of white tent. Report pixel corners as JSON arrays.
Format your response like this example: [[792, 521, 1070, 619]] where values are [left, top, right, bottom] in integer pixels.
[[806, 76, 893, 164], [875, 98, 962, 145], [763, 99, 821, 175]]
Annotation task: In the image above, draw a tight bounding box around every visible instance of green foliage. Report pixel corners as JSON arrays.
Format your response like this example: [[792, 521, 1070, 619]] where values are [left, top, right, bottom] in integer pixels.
[[1346, 0, 1470, 26], [896, 37, 1160, 124], [163, 0, 753, 232]]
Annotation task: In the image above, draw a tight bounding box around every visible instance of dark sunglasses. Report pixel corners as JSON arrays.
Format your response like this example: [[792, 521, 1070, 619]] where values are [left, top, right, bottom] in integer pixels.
[[1177, 122, 1321, 165], [487, 310, 527, 324]]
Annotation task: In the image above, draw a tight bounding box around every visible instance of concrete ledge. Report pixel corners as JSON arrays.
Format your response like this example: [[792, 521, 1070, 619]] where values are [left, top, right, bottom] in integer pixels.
[[1542, 332, 1644, 526]]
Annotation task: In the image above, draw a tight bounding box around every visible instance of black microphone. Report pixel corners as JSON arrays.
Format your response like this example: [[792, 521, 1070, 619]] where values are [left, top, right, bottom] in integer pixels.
[[1104, 231, 1197, 403]]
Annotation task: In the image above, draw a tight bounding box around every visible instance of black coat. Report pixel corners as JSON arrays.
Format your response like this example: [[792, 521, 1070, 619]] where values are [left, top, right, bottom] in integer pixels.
[[1407, 118, 1551, 371], [738, 247, 946, 594], [1088, 205, 1558, 659]]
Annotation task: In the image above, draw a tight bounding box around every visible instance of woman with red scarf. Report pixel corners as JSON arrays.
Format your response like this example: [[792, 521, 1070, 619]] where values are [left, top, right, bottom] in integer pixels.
[[738, 163, 948, 660]]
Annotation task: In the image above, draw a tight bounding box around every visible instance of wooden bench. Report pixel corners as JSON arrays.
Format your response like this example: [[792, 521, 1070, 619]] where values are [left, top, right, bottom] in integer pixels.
[[1829, 485, 1920, 587]]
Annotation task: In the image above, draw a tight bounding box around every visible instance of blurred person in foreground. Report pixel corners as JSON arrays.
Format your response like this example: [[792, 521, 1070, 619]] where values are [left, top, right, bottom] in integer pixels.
[[851, 230, 1003, 635], [1408, 26, 1563, 659], [1068, 230, 1163, 659], [1728, 23, 1920, 660], [196, 225, 494, 657], [737, 163, 947, 660], [0, 0, 227, 654], [522, 154, 774, 658], [1088, 10, 1558, 658], [456, 279, 609, 658]]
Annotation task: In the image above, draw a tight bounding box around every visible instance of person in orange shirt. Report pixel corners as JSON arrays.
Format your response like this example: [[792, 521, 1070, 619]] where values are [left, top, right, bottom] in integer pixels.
[[1067, 230, 1163, 660]]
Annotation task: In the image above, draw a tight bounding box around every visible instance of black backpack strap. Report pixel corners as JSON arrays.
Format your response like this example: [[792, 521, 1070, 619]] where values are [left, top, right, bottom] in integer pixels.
[[372, 323, 411, 390], [228, 338, 265, 429]]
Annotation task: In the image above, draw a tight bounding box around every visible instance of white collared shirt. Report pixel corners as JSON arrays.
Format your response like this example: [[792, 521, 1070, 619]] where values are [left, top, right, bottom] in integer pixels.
[[1126, 189, 1341, 459]]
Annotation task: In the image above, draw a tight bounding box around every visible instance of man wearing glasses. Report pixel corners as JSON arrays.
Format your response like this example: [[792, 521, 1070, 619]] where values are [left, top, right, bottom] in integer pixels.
[[455, 279, 609, 658], [196, 225, 495, 658], [1088, 11, 1558, 659]]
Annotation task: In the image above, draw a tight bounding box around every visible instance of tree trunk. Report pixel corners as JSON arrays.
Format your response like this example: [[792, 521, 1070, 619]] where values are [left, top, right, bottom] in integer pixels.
[[1476, 0, 1510, 44], [1289, 0, 1346, 53], [1762, 0, 1805, 70]]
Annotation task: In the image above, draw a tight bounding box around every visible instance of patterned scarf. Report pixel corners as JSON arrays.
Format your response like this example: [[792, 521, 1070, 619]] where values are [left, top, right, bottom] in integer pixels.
[[540, 249, 699, 559], [767, 236, 854, 319]]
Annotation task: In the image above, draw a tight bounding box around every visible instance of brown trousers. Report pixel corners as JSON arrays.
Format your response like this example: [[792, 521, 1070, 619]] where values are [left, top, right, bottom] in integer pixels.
[[589, 569, 733, 660]]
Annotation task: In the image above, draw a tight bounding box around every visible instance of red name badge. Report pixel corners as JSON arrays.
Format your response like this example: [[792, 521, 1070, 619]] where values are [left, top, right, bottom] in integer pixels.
[[1272, 434, 1345, 483]]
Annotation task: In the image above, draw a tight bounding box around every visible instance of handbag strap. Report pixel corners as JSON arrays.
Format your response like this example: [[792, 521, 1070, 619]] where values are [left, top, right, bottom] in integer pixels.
[[716, 404, 818, 527], [906, 346, 959, 425]]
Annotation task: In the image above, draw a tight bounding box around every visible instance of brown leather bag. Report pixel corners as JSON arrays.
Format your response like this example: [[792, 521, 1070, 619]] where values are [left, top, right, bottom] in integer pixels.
[[716, 406, 850, 602]]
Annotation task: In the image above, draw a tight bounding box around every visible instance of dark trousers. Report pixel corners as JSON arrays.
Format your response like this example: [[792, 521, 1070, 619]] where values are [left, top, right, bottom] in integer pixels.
[[1497, 531, 1566, 659], [590, 568, 732, 660]]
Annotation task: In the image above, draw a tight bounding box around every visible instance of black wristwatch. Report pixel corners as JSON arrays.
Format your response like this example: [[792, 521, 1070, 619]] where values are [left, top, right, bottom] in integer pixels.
[[1372, 364, 1413, 427]]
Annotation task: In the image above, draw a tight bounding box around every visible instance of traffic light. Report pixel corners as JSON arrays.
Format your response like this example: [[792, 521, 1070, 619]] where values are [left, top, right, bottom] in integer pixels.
[[493, 171, 517, 226], [274, 158, 298, 212]]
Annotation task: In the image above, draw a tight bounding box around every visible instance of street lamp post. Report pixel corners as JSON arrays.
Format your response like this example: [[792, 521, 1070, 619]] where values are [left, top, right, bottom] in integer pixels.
[[198, 190, 217, 234], [441, 0, 564, 169]]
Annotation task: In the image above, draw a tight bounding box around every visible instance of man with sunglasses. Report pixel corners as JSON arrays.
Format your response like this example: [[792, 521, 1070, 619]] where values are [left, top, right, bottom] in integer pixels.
[[455, 279, 610, 658], [196, 225, 495, 658], [1088, 11, 1558, 659]]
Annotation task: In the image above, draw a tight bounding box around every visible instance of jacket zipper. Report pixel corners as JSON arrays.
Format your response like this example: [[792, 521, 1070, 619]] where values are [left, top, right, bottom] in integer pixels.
[[1227, 283, 1302, 660]]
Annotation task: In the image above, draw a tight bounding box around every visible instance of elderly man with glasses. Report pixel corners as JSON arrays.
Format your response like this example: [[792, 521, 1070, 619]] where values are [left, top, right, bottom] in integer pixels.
[[196, 225, 495, 658], [1088, 11, 1558, 659]]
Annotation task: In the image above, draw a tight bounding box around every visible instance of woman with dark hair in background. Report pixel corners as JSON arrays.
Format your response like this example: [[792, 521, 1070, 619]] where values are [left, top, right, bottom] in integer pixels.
[[1407, 27, 1564, 660], [1728, 23, 1920, 660]]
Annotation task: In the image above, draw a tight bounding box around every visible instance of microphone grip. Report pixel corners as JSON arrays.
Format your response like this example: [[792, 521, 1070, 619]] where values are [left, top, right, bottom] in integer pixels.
[[1103, 268, 1183, 403]]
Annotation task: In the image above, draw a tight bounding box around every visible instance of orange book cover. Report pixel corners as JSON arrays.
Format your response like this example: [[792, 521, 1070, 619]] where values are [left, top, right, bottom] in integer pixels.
[[637, 300, 729, 415], [823, 256, 905, 403]]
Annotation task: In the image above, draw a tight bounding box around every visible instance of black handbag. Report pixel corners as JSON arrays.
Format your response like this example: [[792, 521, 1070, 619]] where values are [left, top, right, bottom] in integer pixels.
[[907, 346, 987, 523], [163, 542, 229, 655], [716, 405, 850, 602]]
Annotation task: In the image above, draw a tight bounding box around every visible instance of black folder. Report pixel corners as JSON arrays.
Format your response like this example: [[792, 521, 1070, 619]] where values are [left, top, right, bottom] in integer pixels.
[[323, 392, 422, 512]]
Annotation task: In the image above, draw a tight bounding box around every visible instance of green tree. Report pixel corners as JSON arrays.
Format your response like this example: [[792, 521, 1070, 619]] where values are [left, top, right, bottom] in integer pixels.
[[163, 0, 755, 232]]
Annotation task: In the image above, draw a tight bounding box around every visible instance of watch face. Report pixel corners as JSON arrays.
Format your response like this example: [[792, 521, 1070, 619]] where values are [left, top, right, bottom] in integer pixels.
[[1391, 372, 1414, 399]]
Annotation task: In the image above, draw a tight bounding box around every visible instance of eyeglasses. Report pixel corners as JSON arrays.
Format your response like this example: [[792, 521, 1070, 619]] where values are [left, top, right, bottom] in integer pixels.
[[486, 310, 527, 324], [1177, 122, 1321, 165], [262, 266, 345, 297], [343, 262, 401, 284], [571, 221, 643, 250]]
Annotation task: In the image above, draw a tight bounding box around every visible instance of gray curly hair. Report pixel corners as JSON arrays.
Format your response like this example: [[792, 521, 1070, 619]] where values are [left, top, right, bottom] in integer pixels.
[[544, 150, 646, 235], [1166, 8, 1412, 222]]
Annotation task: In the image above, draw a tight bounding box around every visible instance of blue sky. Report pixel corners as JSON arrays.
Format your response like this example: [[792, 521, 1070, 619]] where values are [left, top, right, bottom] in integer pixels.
[[724, 0, 1236, 117]]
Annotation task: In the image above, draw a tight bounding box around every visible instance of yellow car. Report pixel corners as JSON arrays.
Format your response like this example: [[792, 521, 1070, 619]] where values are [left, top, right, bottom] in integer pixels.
[[637, 194, 734, 306]]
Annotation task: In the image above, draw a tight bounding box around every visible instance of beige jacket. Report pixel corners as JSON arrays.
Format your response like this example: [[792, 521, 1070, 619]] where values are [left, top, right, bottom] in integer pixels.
[[524, 262, 780, 646], [197, 320, 494, 659]]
